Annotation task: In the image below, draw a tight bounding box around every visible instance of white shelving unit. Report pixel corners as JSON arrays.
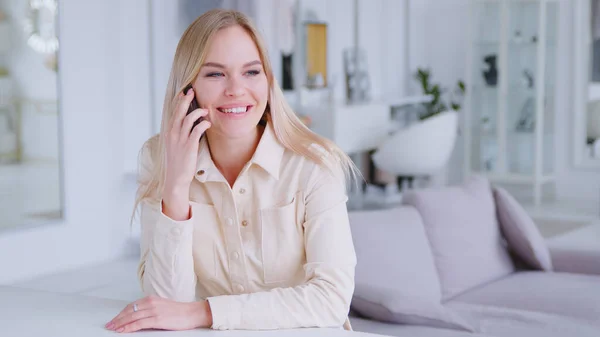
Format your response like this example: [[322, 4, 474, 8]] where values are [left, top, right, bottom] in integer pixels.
[[463, 0, 560, 205]]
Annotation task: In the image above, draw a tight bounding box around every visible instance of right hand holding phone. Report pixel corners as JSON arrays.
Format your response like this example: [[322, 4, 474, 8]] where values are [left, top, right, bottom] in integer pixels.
[[162, 88, 211, 220]]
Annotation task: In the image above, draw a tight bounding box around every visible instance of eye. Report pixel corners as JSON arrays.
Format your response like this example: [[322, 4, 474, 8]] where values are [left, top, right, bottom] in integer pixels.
[[206, 72, 224, 78], [246, 69, 261, 76]]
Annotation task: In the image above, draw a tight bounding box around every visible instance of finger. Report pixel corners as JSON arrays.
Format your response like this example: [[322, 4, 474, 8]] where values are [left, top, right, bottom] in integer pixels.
[[181, 108, 209, 135], [107, 298, 150, 328], [171, 88, 196, 131], [112, 310, 154, 332], [108, 303, 134, 325], [119, 317, 158, 333], [189, 119, 211, 144]]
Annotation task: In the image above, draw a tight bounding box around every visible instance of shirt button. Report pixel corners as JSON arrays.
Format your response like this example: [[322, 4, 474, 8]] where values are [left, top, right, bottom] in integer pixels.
[[232, 252, 239, 260], [241, 220, 248, 227], [226, 218, 233, 226], [236, 284, 245, 293], [171, 227, 182, 236], [196, 169, 205, 176], [239, 188, 246, 194]]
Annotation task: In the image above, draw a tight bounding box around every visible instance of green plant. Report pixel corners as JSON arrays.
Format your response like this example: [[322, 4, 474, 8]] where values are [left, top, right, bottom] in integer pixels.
[[415, 68, 466, 120]]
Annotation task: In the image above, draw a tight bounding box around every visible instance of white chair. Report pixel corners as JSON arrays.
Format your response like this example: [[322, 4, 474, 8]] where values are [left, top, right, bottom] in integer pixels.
[[371, 110, 458, 177]]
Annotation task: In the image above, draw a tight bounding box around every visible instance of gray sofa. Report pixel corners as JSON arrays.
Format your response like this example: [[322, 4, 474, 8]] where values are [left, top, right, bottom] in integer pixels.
[[347, 176, 600, 337]]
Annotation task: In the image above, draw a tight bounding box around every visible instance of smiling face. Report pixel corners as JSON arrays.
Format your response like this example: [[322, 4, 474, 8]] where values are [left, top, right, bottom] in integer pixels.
[[192, 25, 269, 139]]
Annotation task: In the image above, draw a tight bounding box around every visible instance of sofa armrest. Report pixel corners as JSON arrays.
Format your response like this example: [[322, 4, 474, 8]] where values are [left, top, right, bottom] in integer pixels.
[[548, 245, 600, 275], [545, 224, 600, 275]]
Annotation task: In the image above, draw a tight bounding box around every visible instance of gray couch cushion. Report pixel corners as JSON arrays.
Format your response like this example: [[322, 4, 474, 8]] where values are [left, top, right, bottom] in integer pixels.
[[547, 224, 600, 275], [402, 176, 515, 300], [448, 271, 600, 326], [350, 316, 487, 337], [448, 302, 600, 337], [493, 186, 552, 271], [351, 284, 475, 332], [349, 207, 441, 301]]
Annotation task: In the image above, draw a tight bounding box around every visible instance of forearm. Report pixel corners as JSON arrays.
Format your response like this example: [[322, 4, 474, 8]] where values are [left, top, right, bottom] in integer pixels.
[[206, 265, 355, 330], [138, 200, 197, 303]]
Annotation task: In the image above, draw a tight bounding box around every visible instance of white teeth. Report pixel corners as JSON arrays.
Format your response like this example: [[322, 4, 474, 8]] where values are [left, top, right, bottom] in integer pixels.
[[221, 106, 247, 114]]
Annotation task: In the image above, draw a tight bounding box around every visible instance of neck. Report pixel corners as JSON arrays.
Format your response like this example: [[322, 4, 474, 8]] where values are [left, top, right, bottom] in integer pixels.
[[206, 125, 264, 186]]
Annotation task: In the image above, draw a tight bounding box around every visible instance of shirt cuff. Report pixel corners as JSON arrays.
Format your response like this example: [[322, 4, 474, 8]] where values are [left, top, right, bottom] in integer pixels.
[[153, 200, 194, 242], [207, 295, 243, 330]]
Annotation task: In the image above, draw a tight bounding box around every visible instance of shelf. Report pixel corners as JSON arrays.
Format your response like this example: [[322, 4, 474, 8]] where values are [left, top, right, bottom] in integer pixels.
[[475, 40, 556, 47], [478, 172, 555, 185], [470, 84, 554, 92]]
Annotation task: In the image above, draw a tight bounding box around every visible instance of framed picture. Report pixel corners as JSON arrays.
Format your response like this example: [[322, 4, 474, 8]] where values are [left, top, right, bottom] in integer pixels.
[[304, 22, 327, 88]]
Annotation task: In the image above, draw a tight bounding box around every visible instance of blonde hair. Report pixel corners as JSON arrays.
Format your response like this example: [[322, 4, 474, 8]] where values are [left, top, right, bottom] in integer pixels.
[[133, 9, 361, 218]]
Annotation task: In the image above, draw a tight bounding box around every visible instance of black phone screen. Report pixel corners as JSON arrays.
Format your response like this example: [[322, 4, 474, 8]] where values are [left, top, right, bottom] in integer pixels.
[[183, 84, 202, 131]]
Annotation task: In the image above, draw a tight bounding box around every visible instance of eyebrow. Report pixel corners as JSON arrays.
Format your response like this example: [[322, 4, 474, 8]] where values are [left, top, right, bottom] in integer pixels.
[[202, 60, 262, 69]]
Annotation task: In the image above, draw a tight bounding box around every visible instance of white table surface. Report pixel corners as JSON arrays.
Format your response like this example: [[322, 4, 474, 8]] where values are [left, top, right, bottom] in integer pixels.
[[0, 286, 383, 337]]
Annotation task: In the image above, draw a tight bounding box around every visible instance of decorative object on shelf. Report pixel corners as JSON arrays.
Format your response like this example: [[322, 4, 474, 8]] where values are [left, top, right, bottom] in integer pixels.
[[515, 97, 535, 132], [282, 54, 294, 90], [278, 0, 296, 90], [513, 30, 523, 44], [522, 69, 534, 88], [23, 0, 59, 54], [480, 116, 497, 172], [304, 21, 327, 88], [482, 54, 498, 86], [343, 47, 371, 103], [515, 69, 536, 132], [414, 68, 465, 121]]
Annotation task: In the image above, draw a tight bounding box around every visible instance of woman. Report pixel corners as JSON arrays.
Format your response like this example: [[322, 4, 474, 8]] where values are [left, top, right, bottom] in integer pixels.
[[106, 9, 359, 333]]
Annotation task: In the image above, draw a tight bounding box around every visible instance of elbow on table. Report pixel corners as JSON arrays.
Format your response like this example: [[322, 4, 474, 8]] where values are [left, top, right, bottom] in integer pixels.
[[312, 279, 354, 327]]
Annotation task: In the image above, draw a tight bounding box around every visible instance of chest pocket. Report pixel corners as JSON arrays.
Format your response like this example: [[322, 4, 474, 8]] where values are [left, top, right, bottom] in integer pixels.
[[260, 193, 306, 284], [191, 203, 220, 282]]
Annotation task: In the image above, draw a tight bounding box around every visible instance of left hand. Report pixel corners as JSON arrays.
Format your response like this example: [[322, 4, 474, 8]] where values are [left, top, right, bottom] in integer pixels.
[[105, 295, 212, 333]]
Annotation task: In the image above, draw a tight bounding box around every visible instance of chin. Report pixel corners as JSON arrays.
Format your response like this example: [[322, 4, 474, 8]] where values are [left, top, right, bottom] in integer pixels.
[[212, 118, 264, 138]]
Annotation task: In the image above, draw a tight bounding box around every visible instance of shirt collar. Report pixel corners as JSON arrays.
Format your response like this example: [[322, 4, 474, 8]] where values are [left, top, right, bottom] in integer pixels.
[[194, 122, 285, 183], [250, 122, 285, 180]]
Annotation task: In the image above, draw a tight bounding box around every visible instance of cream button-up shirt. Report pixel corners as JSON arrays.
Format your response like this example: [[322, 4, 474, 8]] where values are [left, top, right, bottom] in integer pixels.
[[136, 123, 357, 330]]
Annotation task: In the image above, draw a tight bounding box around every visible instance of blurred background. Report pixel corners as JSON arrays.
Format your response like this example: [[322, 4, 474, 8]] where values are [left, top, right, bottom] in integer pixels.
[[0, 0, 598, 302]]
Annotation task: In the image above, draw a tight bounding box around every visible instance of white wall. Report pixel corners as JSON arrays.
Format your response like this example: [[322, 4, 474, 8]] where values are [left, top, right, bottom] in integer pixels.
[[0, 0, 138, 284]]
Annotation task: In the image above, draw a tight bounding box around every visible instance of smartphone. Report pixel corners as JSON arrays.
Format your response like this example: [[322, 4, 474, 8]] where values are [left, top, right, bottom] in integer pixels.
[[183, 84, 203, 131]]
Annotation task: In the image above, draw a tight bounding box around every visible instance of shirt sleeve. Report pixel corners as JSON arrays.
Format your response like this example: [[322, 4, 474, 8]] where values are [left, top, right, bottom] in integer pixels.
[[136, 141, 197, 303], [206, 163, 357, 330]]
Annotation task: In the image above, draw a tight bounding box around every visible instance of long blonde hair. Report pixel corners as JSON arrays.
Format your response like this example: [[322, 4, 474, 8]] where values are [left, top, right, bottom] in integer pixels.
[[133, 9, 361, 217]]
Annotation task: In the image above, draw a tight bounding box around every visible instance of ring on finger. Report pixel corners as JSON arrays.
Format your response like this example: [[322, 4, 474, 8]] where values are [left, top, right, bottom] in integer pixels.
[[133, 303, 139, 313]]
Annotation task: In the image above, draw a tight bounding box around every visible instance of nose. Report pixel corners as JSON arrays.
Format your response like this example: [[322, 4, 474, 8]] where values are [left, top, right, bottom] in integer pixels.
[[224, 75, 245, 97]]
